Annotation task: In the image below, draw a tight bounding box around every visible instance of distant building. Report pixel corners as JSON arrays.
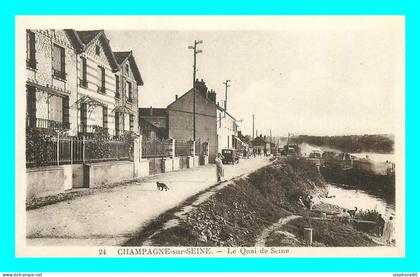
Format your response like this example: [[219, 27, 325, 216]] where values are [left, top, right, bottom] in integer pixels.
[[252, 135, 268, 155], [167, 79, 217, 161], [139, 107, 168, 139], [216, 104, 239, 151]]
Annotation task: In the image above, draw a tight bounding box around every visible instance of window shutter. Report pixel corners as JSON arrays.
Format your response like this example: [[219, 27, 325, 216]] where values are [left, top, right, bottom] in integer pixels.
[[62, 96, 69, 126], [115, 75, 120, 97], [101, 68, 105, 90], [26, 86, 37, 127], [52, 45, 58, 72], [60, 47, 66, 75]]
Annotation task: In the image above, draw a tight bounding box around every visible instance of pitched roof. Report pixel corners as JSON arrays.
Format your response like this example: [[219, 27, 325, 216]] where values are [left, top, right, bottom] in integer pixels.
[[113, 51, 144, 86], [66, 29, 119, 71], [114, 51, 131, 65], [65, 29, 144, 86], [76, 30, 102, 44], [216, 105, 237, 121], [167, 88, 217, 109]]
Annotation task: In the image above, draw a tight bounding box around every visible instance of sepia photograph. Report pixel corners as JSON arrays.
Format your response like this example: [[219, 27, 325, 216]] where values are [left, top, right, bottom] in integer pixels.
[[15, 16, 405, 257]]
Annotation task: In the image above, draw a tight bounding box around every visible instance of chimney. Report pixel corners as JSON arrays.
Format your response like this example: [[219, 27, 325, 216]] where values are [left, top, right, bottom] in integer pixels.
[[149, 106, 153, 116], [208, 89, 216, 103], [175, 94, 178, 101]]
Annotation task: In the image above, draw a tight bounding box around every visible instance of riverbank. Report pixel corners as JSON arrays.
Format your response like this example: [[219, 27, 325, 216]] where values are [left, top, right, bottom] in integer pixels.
[[126, 157, 379, 247]]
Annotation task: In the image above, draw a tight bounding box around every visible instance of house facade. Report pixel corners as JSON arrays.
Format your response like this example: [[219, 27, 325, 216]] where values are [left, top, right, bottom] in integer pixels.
[[26, 29, 78, 134], [26, 29, 143, 138], [167, 82, 217, 162], [113, 51, 143, 136], [69, 30, 143, 137], [216, 105, 239, 151]]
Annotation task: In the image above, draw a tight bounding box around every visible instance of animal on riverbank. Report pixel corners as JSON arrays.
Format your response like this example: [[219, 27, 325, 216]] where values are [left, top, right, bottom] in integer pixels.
[[156, 182, 170, 191], [347, 207, 358, 217]]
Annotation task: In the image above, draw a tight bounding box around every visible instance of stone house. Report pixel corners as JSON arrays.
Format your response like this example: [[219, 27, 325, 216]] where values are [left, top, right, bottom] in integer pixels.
[[66, 30, 143, 137], [167, 80, 217, 162], [25, 29, 145, 200], [26, 29, 78, 135], [216, 104, 239, 151]]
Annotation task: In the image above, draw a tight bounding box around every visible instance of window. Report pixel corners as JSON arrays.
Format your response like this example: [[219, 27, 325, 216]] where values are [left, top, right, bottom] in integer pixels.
[[52, 44, 66, 79], [129, 114, 134, 132], [126, 81, 132, 102], [95, 45, 100, 55], [80, 57, 87, 87], [26, 30, 36, 69], [97, 66, 105, 93], [115, 75, 120, 98]]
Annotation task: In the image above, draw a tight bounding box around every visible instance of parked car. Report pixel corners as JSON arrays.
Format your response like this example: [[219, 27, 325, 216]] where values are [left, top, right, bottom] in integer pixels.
[[221, 149, 239, 164]]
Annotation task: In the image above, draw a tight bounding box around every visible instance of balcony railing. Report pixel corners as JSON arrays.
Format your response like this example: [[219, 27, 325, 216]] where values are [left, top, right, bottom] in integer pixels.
[[78, 124, 112, 136], [27, 117, 70, 130]]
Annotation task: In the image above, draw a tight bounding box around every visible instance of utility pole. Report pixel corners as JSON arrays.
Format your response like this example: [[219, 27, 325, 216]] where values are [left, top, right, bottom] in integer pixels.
[[252, 114, 255, 140], [188, 40, 203, 141], [223, 80, 231, 113], [270, 129, 272, 143]]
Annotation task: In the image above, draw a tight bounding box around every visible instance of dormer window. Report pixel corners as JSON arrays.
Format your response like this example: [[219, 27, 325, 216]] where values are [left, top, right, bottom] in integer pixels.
[[96, 45, 100, 56]]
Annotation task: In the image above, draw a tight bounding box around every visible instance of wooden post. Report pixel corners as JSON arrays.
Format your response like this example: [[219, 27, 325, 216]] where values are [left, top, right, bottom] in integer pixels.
[[304, 228, 313, 245]]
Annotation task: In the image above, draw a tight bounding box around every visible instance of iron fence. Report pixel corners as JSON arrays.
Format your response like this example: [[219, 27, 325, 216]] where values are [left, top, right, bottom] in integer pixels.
[[194, 139, 202, 155], [142, 138, 172, 158], [26, 135, 133, 168], [175, 139, 193, 157]]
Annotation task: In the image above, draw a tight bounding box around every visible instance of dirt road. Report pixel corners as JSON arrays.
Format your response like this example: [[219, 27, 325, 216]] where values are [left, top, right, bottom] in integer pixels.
[[27, 156, 271, 246]]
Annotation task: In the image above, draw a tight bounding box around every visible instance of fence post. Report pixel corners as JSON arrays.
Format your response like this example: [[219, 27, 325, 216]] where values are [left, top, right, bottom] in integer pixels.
[[70, 136, 73, 165], [133, 136, 140, 178], [171, 138, 175, 158], [192, 140, 196, 157], [57, 133, 60, 166], [139, 135, 143, 159], [82, 136, 86, 163]]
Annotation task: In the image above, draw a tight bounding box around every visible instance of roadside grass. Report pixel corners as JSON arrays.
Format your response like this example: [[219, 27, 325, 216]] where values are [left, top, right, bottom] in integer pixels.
[[278, 217, 378, 247]]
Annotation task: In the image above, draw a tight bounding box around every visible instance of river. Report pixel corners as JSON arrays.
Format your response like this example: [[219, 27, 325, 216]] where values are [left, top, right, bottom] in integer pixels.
[[319, 152, 396, 218]]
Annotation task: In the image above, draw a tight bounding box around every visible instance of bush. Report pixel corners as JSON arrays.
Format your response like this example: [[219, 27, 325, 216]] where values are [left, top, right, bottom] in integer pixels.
[[26, 128, 59, 167]]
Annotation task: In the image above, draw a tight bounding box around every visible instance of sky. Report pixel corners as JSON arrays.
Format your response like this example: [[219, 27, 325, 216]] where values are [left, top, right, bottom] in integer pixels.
[[105, 17, 404, 137]]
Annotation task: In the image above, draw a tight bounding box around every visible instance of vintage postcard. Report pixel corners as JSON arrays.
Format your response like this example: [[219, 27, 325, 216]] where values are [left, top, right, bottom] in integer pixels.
[[15, 16, 405, 257]]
